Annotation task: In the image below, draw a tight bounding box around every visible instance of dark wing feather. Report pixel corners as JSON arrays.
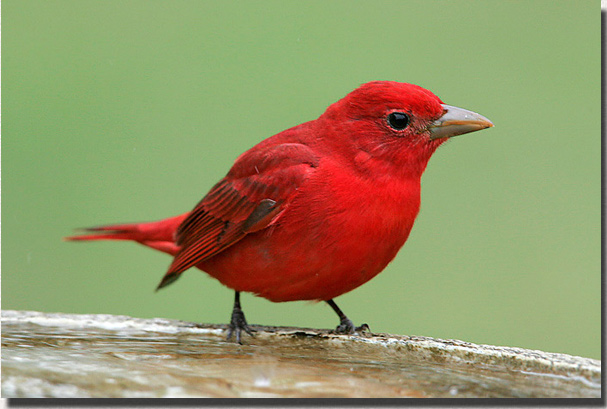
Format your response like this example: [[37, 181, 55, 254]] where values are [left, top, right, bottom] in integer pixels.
[[157, 143, 319, 289]]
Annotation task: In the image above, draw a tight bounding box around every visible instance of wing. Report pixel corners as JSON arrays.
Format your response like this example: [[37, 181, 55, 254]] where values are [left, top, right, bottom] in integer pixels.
[[157, 142, 319, 289]]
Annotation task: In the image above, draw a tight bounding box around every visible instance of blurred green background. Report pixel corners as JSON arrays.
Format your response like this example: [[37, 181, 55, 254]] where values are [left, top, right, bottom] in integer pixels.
[[3, 1, 600, 359]]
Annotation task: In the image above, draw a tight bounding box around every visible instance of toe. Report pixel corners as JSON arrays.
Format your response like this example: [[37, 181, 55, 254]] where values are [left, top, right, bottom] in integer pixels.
[[334, 318, 355, 334]]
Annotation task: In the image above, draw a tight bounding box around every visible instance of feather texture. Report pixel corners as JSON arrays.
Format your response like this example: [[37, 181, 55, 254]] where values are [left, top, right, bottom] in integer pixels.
[[157, 143, 320, 288]]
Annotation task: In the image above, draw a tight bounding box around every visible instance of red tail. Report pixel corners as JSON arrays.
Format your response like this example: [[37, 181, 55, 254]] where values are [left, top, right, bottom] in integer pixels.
[[65, 214, 188, 257]]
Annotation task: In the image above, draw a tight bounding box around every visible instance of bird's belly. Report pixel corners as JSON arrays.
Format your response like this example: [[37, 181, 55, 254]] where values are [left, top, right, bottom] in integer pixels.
[[199, 181, 419, 302], [199, 230, 407, 302]]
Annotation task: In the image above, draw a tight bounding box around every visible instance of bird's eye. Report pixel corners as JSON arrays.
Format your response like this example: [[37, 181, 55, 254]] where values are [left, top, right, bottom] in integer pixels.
[[387, 112, 410, 131]]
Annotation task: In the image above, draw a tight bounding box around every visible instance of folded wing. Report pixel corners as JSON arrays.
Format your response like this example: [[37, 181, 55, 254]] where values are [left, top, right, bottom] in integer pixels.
[[157, 143, 319, 289]]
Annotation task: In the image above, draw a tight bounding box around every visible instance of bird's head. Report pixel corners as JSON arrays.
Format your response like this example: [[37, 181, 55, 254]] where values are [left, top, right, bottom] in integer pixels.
[[318, 81, 493, 179]]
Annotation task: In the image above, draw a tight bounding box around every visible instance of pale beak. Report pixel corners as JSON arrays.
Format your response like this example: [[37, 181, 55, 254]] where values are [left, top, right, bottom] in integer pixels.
[[428, 104, 494, 140]]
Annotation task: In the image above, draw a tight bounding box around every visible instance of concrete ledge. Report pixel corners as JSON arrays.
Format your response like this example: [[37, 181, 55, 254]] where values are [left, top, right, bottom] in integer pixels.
[[1, 310, 601, 398]]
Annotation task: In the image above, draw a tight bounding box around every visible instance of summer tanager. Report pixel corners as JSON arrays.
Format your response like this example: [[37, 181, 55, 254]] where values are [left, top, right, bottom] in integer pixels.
[[67, 81, 493, 343]]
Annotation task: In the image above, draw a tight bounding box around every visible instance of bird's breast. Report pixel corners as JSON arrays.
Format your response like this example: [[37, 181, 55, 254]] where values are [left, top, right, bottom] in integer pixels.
[[201, 161, 422, 302], [299, 162, 421, 256]]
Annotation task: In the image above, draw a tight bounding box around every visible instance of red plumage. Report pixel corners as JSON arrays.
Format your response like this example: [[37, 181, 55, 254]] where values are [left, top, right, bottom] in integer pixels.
[[67, 81, 492, 339]]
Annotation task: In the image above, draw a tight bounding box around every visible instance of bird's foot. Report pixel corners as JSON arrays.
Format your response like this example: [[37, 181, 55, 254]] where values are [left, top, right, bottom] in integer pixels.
[[334, 318, 370, 335], [226, 306, 255, 344]]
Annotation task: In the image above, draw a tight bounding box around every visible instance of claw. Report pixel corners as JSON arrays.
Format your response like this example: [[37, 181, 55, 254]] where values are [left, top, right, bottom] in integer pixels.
[[327, 299, 370, 335], [334, 317, 355, 334], [357, 323, 370, 333], [334, 318, 371, 335], [226, 291, 254, 344], [227, 308, 255, 344]]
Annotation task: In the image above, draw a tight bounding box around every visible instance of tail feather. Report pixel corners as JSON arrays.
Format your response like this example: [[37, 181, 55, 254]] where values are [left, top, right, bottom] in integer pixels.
[[65, 223, 148, 242], [64, 214, 188, 243], [65, 214, 189, 288]]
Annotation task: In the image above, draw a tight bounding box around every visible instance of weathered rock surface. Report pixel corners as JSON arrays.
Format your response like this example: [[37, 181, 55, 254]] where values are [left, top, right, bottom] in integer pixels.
[[1, 310, 601, 398]]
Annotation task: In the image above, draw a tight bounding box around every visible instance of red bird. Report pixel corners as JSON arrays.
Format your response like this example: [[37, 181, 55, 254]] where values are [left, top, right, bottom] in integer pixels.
[[67, 81, 493, 343]]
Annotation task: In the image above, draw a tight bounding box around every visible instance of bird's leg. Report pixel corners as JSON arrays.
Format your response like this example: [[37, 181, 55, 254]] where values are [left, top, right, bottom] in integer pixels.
[[326, 299, 370, 334], [226, 291, 255, 344]]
